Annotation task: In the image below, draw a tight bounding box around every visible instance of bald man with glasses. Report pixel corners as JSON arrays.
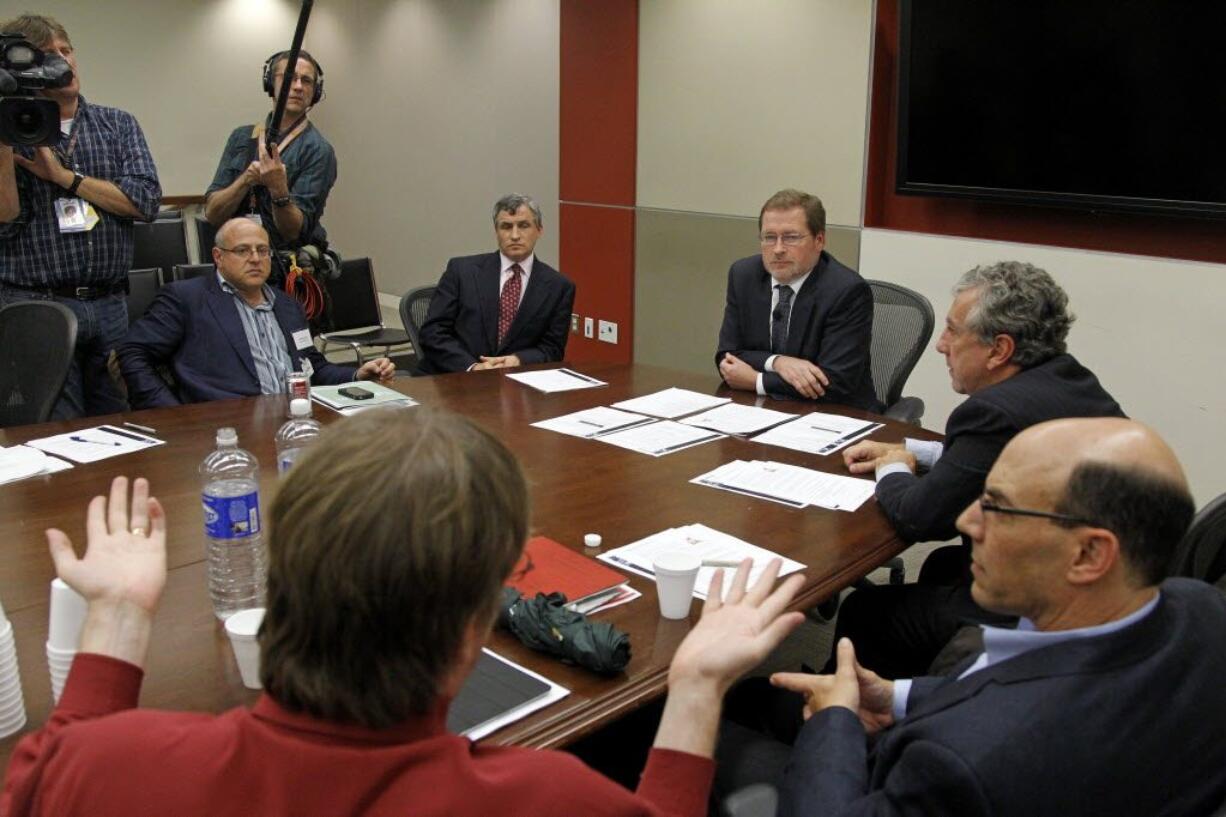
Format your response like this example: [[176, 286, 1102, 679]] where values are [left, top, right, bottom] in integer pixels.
[[118, 218, 392, 408]]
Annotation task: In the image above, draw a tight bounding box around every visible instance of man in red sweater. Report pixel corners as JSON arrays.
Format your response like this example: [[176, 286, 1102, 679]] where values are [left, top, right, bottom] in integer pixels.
[[3, 407, 805, 817]]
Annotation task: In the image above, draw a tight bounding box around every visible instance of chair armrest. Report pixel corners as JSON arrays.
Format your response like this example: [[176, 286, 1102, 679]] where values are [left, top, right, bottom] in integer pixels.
[[884, 396, 925, 425]]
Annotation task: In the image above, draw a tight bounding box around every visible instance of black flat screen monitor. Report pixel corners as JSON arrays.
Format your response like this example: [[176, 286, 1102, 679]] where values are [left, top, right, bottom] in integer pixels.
[[896, 1, 1226, 218]]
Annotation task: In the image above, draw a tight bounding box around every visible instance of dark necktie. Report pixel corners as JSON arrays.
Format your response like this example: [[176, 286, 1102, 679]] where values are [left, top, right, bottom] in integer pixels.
[[498, 264, 523, 347], [771, 284, 793, 354]]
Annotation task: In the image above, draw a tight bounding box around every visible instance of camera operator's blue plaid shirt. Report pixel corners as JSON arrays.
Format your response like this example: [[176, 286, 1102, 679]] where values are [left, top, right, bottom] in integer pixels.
[[0, 96, 161, 289]]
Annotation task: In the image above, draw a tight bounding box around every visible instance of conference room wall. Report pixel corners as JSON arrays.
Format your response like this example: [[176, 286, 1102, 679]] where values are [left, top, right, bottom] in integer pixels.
[[30, 0, 560, 300], [859, 228, 1226, 505], [631, 0, 874, 373]]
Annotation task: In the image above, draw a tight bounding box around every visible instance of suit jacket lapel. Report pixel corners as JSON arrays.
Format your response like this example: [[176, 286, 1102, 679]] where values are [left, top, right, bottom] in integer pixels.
[[204, 276, 260, 384], [502, 262, 548, 350], [751, 267, 774, 352], [271, 293, 304, 370], [477, 253, 502, 354], [785, 254, 826, 355]]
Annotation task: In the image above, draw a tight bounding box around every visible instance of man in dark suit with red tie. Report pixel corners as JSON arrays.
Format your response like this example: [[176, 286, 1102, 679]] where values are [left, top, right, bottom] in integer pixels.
[[418, 194, 576, 374], [716, 189, 881, 412]]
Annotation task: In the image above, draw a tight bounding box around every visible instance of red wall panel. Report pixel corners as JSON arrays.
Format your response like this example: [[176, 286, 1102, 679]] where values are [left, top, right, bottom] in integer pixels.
[[559, 0, 638, 364], [560, 204, 634, 363], [865, 0, 1226, 264]]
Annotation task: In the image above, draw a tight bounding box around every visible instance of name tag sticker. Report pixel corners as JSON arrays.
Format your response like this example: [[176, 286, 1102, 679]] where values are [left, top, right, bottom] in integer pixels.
[[292, 329, 313, 350]]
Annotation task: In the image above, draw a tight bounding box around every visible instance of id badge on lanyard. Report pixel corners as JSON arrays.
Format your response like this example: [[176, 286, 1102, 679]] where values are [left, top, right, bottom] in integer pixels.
[[53, 116, 97, 234]]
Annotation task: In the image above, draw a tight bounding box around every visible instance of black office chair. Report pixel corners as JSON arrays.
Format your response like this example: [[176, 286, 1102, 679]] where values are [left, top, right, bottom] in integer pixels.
[[867, 280, 934, 425], [398, 285, 436, 357], [194, 215, 218, 261], [132, 217, 189, 283], [0, 301, 78, 427], [318, 257, 411, 365], [171, 263, 215, 282], [1173, 492, 1226, 589], [126, 267, 162, 325]]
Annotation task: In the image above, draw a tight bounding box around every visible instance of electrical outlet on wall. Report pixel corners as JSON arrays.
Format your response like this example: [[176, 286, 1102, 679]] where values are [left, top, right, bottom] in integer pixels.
[[583, 317, 594, 338], [598, 320, 618, 344], [571, 313, 580, 334]]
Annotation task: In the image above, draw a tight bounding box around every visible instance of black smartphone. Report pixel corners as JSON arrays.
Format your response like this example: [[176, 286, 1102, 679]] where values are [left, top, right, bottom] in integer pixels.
[[338, 386, 374, 400]]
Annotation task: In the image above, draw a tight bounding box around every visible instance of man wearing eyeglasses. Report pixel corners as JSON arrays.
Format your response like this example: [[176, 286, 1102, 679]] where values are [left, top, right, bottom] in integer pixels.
[[764, 418, 1226, 816], [829, 262, 1123, 680], [204, 50, 335, 283], [117, 218, 392, 408], [715, 189, 880, 411]]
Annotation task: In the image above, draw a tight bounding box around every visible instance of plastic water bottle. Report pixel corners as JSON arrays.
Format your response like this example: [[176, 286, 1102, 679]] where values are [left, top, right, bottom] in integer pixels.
[[275, 398, 323, 475], [200, 428, 266, 621]]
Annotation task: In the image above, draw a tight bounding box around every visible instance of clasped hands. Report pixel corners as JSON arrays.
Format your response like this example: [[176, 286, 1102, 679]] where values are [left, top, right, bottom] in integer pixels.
[[471, 354, 521, 371], [720, 353, 829, 399], [771, 638, 896, 735]]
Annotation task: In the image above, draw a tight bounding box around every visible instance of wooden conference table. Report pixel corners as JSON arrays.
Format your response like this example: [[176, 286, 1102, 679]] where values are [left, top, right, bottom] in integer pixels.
[[0, 362, 938, 769]]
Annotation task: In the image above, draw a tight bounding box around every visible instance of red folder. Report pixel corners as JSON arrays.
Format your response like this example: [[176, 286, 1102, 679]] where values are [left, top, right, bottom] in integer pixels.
[[507, 536, 627, 605]]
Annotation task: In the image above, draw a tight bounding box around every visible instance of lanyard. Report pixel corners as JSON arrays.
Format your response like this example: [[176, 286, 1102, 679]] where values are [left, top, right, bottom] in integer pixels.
[[53, 103, 85, 169]]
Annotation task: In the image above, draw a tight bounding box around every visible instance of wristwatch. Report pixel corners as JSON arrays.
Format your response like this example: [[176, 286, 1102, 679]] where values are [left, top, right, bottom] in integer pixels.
[[66, 172, 85, 195], [272, 194, 292, 208]]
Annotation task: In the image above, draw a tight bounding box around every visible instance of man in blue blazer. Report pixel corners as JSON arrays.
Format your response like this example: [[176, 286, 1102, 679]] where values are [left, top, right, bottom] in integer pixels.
[[767, 418, 1226, 816], [118, 218, 393, 408], [418, 194, 575, 374], [716, 189, 880, 412]]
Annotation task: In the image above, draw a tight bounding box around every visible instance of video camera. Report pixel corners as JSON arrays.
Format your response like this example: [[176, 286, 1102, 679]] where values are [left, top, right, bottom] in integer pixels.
[[0, 33, 74, 147]]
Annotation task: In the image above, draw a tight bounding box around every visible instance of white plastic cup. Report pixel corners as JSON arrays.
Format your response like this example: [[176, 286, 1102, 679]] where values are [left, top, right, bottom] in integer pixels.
[[653, 552, 702, 620], [47, 579, 87, 651], [224, 608, 265, 690]]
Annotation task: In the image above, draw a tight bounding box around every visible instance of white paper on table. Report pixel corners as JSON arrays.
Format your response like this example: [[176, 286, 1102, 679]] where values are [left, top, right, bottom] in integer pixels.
[[25, 425, 164, 464], [531, 406, 652, 438], [596, 420, 724, 457], [610, 387, 731, 419], [462, 649, 570, 741], [678, 403, 798, 436], [692, 460, 877, 512], [690, 460, 811, 508], [505, 368, 607, 392], [598, 523, 805, 601], [0, 446, 51, 485], [751, 412, 883, 456]]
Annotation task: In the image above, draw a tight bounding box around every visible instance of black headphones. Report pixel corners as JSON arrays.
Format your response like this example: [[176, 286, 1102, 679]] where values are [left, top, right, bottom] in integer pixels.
[[261, 50, 325, 106]]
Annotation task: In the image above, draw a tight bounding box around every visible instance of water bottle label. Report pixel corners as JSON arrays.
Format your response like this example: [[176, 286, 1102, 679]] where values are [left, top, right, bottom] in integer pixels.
[[202, 491, 261, 539]]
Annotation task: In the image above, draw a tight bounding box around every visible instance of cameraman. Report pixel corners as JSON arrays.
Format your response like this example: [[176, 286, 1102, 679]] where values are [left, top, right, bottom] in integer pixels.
[[0, 14, 161, 419], [203, 50, 336, 280]]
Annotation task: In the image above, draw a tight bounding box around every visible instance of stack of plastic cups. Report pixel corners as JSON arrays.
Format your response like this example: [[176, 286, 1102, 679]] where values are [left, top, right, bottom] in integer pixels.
[[46, 579, 87, 704], [0, 595, 28, 737]]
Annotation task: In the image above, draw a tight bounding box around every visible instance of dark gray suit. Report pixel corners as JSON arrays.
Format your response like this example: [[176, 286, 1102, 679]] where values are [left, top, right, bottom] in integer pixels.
[[418, 252, 575, 374], [830, 353, 1126, 679], [715, 251, 881, 411], [781, 579, 1226, 817]]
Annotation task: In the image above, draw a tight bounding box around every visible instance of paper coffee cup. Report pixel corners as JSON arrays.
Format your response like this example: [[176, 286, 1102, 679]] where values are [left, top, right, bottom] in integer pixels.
[[653, 552, 702, 620], [48, 579, 87, 651], [224, 608, 265, 690]]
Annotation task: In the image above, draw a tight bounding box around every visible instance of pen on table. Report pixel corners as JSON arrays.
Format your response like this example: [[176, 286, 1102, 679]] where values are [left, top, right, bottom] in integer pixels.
[[70, 435, 120, 447], [560, 368, 602, 385], [702, 559, 750, 568], [577, 419, 604, 427], [123, 422, 156, 435]]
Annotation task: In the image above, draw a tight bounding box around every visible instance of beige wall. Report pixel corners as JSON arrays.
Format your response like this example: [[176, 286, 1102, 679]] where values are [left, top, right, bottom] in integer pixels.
[[859, 229, 1226, 504], [637, 0, 874, 226], [24, 0, 560, 299]]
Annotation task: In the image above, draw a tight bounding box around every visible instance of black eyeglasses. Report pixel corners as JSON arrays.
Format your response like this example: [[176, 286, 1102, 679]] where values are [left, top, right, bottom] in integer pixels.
[[978, 498, 1100, 528], [217, 244, 272, 259]]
